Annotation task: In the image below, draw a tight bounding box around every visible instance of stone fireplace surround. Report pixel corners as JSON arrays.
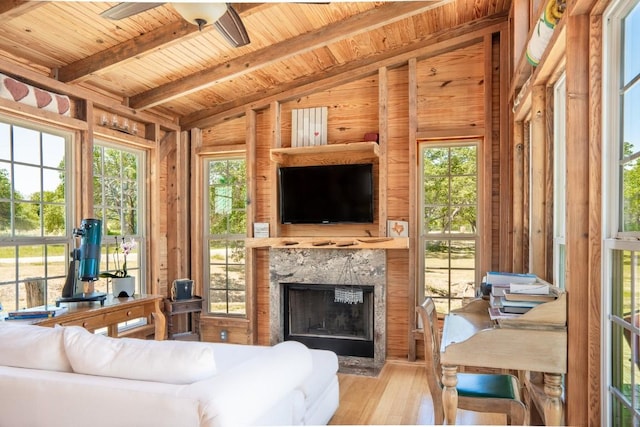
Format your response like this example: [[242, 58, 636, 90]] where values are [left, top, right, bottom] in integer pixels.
[[269, 248, 386, 374]]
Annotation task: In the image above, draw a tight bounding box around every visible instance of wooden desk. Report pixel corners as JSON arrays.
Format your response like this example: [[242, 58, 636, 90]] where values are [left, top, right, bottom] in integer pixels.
[[440, 295, 567, 425], [37, 294, 166, 340]]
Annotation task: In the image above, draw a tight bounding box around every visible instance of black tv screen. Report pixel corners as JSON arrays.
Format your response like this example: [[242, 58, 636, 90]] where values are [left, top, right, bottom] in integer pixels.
[[279, 163, 374, 224]]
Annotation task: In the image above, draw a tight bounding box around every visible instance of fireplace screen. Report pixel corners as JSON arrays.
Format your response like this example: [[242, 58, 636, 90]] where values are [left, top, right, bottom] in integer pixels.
[[283, 283, 374, 357]]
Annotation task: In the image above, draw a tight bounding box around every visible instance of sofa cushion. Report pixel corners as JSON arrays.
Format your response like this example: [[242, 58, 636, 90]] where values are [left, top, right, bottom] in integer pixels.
[[300, 349, 339, 409], [0, 323, 72, 372], [63, 326, 216, 384]]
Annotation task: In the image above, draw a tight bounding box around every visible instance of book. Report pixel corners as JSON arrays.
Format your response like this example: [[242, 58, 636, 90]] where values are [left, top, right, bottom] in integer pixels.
[[488, 307, 521, 320], [509, 282, 549, 295], [490, 283, 511, 297], [503, 291, 556, 303], [486, 271, 537, 286], [501, 305, 533, 314], [7, 305, 68, 319]]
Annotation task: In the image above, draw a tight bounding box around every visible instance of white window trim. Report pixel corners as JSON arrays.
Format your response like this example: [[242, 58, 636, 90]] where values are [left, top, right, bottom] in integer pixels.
[[553, 73, 567, 288], [602, 0, 640, 424]]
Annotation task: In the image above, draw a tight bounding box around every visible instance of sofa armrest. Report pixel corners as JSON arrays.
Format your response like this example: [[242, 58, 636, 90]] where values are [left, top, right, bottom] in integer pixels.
[[180, 341, 312, 427]]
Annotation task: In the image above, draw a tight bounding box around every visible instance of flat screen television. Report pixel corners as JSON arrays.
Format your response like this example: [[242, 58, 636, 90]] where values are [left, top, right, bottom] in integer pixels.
[[279, 163, 374, 224]]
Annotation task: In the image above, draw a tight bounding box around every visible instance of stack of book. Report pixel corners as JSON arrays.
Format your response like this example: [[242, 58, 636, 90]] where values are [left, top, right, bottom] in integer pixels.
[[489, 279, 557, 319], [6, 305, 68, 321]]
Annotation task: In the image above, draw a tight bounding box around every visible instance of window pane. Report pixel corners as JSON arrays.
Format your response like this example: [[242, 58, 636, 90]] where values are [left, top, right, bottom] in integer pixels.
[[42, 134, 65, 169], [424, 176, 448, 205], [622, 157, 640, 232], [623, 83, 640, 158], [14, 164, 40, 200], [17, 245, 45, 281], [0, 123, 9, 160], [12, 126, 40, 165], [0, 246, 17, 284], [14, 202, 39, 235], [623, 5, 640, 86]]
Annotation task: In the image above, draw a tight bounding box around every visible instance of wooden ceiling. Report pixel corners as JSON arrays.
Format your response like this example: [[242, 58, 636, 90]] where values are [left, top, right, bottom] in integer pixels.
[[0, 1, 511, 129]]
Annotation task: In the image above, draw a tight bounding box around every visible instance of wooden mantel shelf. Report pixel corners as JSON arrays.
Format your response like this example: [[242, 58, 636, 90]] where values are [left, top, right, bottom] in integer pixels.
[[246, 236, 408, 250], [270, 141, 379, 166]]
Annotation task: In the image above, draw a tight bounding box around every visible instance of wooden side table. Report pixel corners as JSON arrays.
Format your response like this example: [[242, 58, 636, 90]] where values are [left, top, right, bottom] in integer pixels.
[[164, 296, 202, 341]]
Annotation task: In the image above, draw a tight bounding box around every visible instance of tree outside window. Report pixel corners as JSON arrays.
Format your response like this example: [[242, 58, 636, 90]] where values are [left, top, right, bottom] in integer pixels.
[[206, 158, 247, 315]]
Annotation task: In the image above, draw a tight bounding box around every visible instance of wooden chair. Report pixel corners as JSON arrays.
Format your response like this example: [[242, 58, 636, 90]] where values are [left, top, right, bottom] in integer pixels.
[[417, 298, 527, 425]]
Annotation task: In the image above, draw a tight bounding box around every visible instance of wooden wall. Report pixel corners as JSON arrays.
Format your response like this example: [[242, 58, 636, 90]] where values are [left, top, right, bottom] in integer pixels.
[[199, 36, 498, 361]]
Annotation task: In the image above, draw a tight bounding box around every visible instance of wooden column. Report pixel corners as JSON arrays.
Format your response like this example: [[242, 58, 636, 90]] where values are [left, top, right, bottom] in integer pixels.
[[166, 130, 190, 284], [564, 13, 590, 427], [499, 30, 514, 272], [512, 121, 524, 272], [408, 57, 417, 361], [482, 34, 494, 275], [586, 12, 603, 426], [530, 85, 547, 277], [246, 109, 258, 344]]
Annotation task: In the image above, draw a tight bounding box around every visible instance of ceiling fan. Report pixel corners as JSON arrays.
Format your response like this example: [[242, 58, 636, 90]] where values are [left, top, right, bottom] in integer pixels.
[[100, 2, 251, 48]]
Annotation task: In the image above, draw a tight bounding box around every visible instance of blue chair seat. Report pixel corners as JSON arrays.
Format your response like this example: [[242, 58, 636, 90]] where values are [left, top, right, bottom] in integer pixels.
[[456, 373, 517, 399]]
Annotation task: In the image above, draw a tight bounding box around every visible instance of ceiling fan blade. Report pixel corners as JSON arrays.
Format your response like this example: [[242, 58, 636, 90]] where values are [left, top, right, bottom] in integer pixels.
[[101, 2, 165, 20], [215, 5, 250, 48]]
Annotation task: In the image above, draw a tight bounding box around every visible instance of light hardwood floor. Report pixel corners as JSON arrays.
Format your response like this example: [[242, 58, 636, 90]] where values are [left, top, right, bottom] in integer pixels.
[[329, 359, 507, 426]]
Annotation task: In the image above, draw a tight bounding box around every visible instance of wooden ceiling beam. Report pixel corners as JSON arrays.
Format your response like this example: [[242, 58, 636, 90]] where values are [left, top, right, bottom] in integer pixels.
[[130, 1, 450, 110], [0, 1, 47, 19], [182, 11, 506, 129], [56, 3, 266, 84], [57, 20, 199, 83]]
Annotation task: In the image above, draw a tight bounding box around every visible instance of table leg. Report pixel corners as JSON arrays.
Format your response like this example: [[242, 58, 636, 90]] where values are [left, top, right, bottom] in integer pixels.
[[543, 372, 563, 426], [442, 365, 459, 425], [152, 299, 167, 340]]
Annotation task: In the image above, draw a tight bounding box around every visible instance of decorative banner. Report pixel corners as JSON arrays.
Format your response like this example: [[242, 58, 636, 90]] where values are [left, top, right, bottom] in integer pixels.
[[0, 73, 70, 116], [291, 106, 328, 147]]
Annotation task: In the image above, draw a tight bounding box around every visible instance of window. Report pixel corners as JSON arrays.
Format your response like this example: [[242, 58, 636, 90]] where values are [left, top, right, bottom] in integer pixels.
[[604, 0, 640, 424], [93, 142, 145, 295], [205, 158, 247, 315], [553, 73, 567, 289], [420, 142, 478, 314], [0, 117, 72, 311]]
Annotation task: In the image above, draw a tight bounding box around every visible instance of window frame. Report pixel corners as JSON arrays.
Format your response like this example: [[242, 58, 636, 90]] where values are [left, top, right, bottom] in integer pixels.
[[0, 114, 75, 311], [603, 0, 640, 424], [92, 139, 147, 296], [418, 139, 480, 314], [202, 155, 247, 317]]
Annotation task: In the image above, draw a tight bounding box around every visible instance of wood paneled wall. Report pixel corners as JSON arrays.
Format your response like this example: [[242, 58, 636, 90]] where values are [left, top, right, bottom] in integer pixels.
[[201, 36, 500, 360]]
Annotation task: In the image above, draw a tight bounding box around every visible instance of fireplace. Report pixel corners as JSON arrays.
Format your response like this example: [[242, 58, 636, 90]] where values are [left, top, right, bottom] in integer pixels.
[[283, 283, 374, 358], [270, 248, 386, 370]]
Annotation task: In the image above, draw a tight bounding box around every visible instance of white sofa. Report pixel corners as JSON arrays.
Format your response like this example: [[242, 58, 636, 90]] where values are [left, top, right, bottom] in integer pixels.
[[0, 322, 339, 427]]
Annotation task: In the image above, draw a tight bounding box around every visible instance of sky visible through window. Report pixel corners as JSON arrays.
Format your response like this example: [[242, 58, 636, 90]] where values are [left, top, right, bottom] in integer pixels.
[[1, 124, 64, 197]]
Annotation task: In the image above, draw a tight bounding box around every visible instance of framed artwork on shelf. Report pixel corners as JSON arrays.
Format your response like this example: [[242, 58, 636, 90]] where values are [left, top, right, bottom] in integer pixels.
[[292, 106, 328, 147]]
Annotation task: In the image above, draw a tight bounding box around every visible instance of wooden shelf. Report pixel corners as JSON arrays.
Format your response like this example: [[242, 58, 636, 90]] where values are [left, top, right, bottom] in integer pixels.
[[246, 236, 408, 250], [270, 141, 379, 166]]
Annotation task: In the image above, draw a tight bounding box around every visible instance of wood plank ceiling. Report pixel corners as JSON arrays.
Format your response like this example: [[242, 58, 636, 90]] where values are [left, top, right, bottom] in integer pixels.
[[0, 1, 511, 129]]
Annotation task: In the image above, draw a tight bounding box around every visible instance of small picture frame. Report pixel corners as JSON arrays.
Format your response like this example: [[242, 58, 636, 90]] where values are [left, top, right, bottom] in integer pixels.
[[253, 222, 269, 238], [387, 220, 408, 237]]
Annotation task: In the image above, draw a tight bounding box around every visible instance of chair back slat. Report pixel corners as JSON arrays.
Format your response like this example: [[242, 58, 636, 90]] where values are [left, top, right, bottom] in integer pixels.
[[417, 297, 444, 416]]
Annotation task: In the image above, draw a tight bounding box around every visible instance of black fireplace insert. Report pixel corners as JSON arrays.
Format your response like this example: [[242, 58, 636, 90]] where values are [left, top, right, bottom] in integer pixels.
[[283, 283, 374, 358]]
